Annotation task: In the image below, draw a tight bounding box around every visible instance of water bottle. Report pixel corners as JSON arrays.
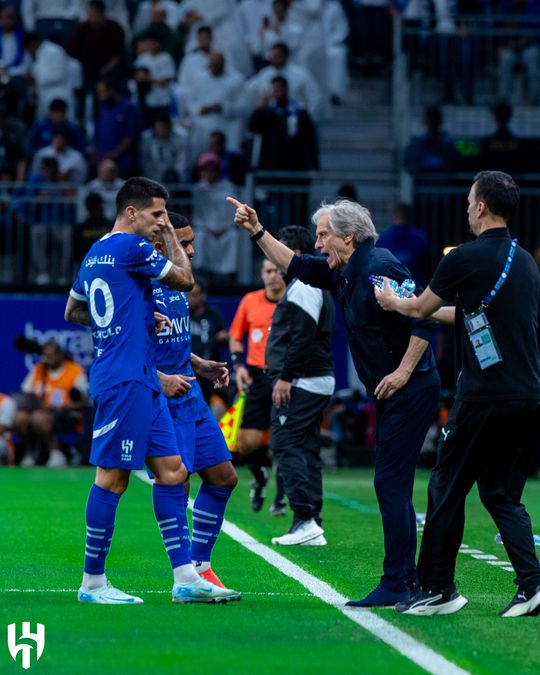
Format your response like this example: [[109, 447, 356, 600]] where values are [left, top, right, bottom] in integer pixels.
[[370, 275, 416, 299]]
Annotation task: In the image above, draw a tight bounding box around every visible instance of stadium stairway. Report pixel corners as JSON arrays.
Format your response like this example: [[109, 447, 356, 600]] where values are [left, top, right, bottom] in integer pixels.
[[315, 71, 399, 229]]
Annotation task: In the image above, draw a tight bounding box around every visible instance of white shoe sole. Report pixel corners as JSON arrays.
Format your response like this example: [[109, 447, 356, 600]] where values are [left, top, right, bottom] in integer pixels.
[[78, 591, 143, 604], [272, 525, 323, 546], [402, 595, 468, 616], [500, 590, 540, 617], [300, 534, 327, 546]]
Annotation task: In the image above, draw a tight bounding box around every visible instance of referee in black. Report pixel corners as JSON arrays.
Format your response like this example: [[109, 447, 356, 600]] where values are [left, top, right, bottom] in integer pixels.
[[376, 170, 540, 617]]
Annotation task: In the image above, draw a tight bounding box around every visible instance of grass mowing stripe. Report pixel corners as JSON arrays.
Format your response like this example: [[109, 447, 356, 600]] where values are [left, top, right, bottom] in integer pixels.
[[324, 491, 378, 513], [135, 472, 469, 675]]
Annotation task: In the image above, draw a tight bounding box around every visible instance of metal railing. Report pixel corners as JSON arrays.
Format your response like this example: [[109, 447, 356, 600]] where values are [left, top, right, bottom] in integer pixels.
[[411, 173, 540, 274], [0, 172, 400, 289], [392, 13, 540, 145]]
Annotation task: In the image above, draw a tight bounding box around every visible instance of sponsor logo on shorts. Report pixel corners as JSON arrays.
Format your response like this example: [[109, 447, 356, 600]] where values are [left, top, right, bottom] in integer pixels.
[[121, 439, 134, 462]]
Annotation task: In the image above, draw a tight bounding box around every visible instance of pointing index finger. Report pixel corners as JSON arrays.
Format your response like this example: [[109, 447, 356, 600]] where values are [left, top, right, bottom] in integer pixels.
[[226, 196, 242, 208]]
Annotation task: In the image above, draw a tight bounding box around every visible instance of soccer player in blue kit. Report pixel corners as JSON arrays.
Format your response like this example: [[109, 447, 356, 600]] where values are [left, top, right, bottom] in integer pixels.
[[153, 212, 238, 589], [65, 177, 240, 604]]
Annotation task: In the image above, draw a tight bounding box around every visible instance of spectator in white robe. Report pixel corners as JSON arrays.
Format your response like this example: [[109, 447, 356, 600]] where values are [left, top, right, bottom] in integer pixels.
[[179, 0, 252, 76], [191, 152, 238, 281], [322, 0, 349, 106], [288, 0, 328, 117], [79, 158, 124, 221], [24, 33, 75, 119], [245, 41, 322, 120], [184, 52, 246, 159], [256, 0, 302, 64], [140, 113, 189, 183], [238, 0, 273, 68], [31, 130, 87, 183]]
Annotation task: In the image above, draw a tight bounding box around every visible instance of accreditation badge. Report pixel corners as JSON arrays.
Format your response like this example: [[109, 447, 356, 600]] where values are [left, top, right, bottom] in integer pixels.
[[463, 309, 502, 370]]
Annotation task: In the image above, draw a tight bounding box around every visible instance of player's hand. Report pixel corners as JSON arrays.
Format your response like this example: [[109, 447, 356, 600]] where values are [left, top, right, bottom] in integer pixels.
[[194, 358, 230, 389], [154, 311, 172, 333], [374, 368, 411, 400], [272, 379, 291, 408], [234, 364, 252, 393], [374, 277, 396, 312], [226, 197, 260, 233], [160, 373, 196, 398]]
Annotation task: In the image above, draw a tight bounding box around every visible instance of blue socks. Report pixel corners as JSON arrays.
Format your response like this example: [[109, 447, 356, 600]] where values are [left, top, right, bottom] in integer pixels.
[[84, 484, 120, 575], [152, 483, 192, 568], [191, 484, 232, 562]]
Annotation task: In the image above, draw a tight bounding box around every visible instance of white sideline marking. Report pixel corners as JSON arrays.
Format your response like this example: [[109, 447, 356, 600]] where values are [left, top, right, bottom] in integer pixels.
[[134, 471, 468, 675], [470, 554, 498, 560]]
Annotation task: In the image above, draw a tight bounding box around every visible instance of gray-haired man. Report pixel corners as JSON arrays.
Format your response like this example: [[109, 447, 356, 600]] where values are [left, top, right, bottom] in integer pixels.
[[227, 196, 441, 607]]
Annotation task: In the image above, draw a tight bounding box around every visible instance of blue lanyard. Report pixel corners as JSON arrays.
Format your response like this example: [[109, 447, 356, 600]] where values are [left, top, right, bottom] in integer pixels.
[[480, 238, 517, 310]]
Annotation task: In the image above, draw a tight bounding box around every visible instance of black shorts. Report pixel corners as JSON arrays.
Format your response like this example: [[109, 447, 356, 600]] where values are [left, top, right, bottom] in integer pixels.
[[241, 366, 272, 431]]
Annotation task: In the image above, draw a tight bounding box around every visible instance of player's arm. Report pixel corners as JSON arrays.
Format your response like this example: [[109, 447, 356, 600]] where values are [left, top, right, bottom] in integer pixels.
[[159, 217, 194, 291], [191, 353, 229, 389], [226, 196, 294, 273], [65, 296, 91, 326]]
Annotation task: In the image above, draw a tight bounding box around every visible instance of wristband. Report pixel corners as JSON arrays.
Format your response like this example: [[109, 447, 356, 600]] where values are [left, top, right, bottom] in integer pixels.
[[231, 351, 245, 367], [249, 227, 265, 242]]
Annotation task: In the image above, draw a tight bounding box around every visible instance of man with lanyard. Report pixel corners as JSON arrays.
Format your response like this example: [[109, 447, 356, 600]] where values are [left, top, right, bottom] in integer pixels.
[[152, 212, 239, 589], [375, 170, 540, 617]]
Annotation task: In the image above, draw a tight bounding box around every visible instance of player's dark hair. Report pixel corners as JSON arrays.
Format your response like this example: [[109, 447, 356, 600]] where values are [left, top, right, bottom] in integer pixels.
[[473, 171, 519, 222], [115, 177, 169, 215], [168, 211, 190, 230], [276, 225, 315, 254]]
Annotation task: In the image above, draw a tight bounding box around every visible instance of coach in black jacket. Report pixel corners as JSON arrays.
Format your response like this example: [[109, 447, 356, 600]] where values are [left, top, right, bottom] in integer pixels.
[[227, 196, 441, 608], [266, 226, 335, 547]]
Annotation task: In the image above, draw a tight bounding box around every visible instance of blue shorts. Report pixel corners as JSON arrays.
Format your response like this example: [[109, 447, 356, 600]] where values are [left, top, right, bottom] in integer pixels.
[[91, 382, 178, 470], [173, 407, 232, 474]]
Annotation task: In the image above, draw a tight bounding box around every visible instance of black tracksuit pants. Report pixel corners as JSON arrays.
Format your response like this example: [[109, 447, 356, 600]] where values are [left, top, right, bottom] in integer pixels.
[[270, 386, 331, 523], [418, 398, 540, 592]]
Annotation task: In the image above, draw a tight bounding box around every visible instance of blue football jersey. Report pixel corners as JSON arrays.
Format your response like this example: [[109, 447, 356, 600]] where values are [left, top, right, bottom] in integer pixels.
[[70, 232, 172, 397], [153, 283, 206, 423]]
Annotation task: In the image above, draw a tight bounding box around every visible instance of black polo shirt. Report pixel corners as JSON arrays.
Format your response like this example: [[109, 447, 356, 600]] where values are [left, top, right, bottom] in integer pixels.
[[429, 227, 540, 401]]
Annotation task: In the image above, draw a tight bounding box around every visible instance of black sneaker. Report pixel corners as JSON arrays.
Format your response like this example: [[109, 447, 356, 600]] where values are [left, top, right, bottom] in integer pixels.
[[395, 585, 468, 615], [249, 467, 269, 512], [499, 584, 540, 618]]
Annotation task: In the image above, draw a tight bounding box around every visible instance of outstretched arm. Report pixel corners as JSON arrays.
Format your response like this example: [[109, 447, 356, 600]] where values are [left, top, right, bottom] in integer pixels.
[[226, 196, 294, 273]]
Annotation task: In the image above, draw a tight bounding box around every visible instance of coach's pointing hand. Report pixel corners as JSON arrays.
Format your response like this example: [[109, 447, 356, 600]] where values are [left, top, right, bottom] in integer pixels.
[[226, 197, 261, 234]]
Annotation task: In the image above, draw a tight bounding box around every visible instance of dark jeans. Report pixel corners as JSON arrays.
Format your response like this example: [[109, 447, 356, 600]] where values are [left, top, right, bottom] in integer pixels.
[[374, 371, 440, 593], [270, 386, 330, 523], [418, 399, 540, 591]]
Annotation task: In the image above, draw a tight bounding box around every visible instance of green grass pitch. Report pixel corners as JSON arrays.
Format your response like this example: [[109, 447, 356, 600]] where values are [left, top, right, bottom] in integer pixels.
[[0, 467, 539, 674]]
